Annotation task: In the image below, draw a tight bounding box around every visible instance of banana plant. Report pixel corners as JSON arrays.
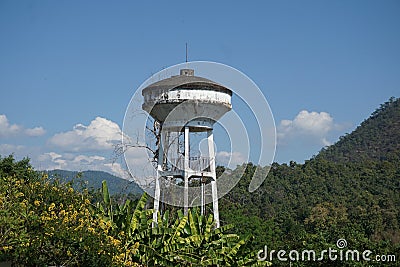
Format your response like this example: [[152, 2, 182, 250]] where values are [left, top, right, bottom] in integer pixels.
[[96, 181, 271, 266]]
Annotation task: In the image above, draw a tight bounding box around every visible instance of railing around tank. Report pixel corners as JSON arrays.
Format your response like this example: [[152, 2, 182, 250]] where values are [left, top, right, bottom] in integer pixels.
[[166, 156, 211, 172]]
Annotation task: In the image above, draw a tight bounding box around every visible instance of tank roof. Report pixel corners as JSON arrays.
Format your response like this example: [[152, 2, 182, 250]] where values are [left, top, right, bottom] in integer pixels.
[[142, 70, 232, 95]]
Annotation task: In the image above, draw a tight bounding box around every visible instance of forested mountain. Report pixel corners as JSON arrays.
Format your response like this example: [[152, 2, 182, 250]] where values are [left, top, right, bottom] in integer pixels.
[[219, 97, 400, 266], [46, 169, 142, 196], [317, 96, 400, 163]]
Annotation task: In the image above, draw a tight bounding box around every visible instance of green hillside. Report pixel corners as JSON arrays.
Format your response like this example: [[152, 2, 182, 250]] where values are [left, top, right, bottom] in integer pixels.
[[46, 169, 143, 196], [219, 97, 400, 266], [317, 96, 400, 163]]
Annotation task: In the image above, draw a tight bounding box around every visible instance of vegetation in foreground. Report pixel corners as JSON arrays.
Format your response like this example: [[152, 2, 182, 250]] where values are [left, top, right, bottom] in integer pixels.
[[0, 155, 268, 266]]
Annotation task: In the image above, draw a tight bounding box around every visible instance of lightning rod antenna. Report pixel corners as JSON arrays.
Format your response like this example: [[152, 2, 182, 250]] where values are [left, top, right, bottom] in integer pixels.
[[185, 43, 188, 63]]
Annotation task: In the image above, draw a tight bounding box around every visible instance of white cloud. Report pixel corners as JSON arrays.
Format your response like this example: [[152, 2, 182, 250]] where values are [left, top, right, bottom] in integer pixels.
[[38, 152, 67, 169], [0, 116, 132, 179], [25, 127, 46, 137], [0, 114, 45, 137], [72, 155, 105, 163], [37, 151, 129, 178], [104, 162, 131, 179], [48, 117, 122, 152], [216, 151, 246, 168], [0, 115, 20, 136], [0, 144, 26, 155], [122, 145, 157, 180], [278, 110, 335, 146]]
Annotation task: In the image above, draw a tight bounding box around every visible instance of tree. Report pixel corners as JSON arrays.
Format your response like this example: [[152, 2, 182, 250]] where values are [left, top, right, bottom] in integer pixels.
[[0, 155, 127, 266]]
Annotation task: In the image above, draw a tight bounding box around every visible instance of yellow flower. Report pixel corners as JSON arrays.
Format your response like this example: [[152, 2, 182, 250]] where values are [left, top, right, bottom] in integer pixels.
[[34, 200, 41, 206], [15, 192, 24, 198], [2, 246, 12, 251], [109, 237, 121, 246], [48, 203, 56, 211]]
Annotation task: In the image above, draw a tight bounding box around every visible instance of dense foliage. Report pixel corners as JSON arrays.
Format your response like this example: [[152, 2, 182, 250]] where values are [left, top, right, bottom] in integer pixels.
[[220, 98, 400, 266], [0, 156, 266, 266], [0, 156, 124, 266]]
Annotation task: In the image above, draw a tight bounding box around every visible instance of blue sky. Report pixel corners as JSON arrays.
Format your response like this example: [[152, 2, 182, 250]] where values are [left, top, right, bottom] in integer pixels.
[[0, 0, 399, 177]]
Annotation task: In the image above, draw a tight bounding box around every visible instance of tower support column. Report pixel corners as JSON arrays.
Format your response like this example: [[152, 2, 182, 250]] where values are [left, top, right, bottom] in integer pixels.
[[153, 127, 165, 226], [208, 129, 220, 228], [184, 126, 190, 216]]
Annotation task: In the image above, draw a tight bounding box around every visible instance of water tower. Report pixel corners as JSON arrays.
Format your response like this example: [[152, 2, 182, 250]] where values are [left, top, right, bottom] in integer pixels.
[[142, 69, 232, 228]]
